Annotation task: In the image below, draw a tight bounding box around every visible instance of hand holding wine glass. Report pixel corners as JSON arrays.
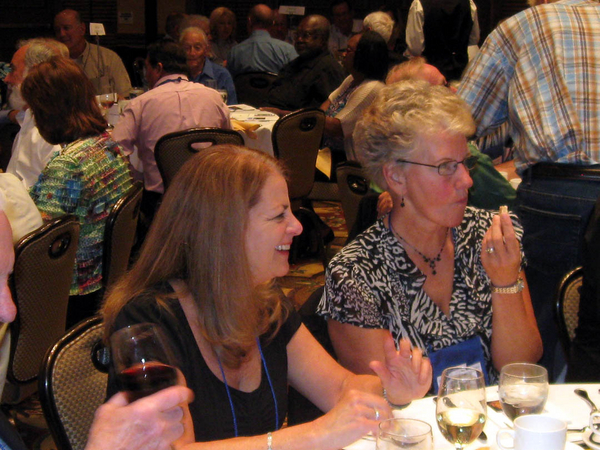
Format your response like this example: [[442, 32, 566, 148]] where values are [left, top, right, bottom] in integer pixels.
[[110, 323, 180, 402], [498, 362, 548, 421], [436, 366, 487, 449]]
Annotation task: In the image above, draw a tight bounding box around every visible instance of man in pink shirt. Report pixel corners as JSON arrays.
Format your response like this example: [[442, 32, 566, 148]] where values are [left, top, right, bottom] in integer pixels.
[[113, 40, 231, 220]]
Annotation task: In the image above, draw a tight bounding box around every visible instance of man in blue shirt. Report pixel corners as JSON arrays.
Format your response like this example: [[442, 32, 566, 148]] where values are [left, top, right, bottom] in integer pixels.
[[227, 4, 298, 77], [180, 27, 237, 104]]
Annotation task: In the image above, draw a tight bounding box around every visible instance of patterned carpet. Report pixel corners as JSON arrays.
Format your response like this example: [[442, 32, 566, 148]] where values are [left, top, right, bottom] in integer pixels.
[[279, 201, 348, 308]]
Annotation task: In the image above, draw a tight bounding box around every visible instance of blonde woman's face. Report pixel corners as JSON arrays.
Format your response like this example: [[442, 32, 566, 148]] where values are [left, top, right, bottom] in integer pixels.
[[216, 17, 234, 40], [245, 173, 302, 286]]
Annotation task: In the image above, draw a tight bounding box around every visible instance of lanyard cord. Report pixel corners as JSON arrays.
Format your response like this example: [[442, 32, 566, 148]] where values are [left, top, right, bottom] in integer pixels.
[[215, 337, 279, 437], [156, 77, 186, 87]]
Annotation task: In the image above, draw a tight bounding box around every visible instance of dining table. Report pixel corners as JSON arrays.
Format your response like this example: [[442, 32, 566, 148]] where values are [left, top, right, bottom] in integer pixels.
[[344, 383, 600, 450], [229, 104, 279, 157]]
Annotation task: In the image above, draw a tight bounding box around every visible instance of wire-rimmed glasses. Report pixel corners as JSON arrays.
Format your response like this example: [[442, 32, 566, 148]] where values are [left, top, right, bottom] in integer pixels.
[[396, 155, 478, 176]]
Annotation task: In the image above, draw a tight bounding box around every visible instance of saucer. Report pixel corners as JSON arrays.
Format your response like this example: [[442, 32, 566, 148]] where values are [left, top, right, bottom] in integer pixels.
[[583, 428, 600, 450], [566, 442, 584, 450]]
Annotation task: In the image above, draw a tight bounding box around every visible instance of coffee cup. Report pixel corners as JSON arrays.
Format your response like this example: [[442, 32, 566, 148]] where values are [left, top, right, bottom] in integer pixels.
[[496, 415, 566, 450]]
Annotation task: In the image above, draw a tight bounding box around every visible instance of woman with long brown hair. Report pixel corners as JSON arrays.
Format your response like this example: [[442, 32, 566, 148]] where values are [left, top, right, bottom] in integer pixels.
[[22, 56, 132, 325], [103, 145, 431, 449]]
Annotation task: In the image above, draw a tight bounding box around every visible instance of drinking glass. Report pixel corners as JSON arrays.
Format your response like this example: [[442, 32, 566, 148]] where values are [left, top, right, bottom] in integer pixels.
[[110, 323, 179, 402], [436, 366, 487, 449], [498, 362, 548, 421], [377, 418, 433, 450]]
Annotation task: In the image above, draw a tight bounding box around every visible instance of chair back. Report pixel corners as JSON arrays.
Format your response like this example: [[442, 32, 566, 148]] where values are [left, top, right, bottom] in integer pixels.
[[103, 182, 143, 290], [233, 71, 277, 107], [556, 266, 583, 355], [272, 108, 326, 201], [336, 161, 370, 235], [155, 127, 244, 191], [39, 316, 109, 450], [3, 215, 80, 404]]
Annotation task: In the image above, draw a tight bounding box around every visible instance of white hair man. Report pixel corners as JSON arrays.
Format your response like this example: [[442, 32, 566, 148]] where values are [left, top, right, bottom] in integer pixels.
[[4, 39, 69, 189], [363, 11, 394, 44]]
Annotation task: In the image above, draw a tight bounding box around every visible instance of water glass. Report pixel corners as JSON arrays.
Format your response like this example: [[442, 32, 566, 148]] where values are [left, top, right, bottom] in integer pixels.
[[498, 363, 548, 421], [377, 418, 433, 450]]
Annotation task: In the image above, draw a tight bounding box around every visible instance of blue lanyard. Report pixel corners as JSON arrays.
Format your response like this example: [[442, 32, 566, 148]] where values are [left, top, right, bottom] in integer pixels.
[[216, 337, 279, 437], [156, 77, 186, 87]]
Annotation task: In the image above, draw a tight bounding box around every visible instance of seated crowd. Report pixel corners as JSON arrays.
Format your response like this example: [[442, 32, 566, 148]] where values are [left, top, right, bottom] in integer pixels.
[[1, 0, 600, 447]]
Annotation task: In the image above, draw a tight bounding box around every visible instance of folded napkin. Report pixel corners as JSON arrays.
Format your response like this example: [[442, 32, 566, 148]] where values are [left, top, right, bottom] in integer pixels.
[[231, 119, 260, 139]]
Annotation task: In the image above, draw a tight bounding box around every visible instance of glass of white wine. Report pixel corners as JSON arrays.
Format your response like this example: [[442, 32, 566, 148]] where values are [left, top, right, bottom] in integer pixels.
[[498, 362, 548, 421], [436, 366, 487, 449]]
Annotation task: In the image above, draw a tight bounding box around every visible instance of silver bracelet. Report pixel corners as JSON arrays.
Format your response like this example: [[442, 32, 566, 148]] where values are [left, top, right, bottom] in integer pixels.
[[383, 388, 411, 409], [267, 431, 273, 450]]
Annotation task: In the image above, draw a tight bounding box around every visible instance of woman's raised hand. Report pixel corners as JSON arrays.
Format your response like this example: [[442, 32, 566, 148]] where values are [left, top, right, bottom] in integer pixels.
[[481, 211, 521, 287], [369, 336, 432, 405]]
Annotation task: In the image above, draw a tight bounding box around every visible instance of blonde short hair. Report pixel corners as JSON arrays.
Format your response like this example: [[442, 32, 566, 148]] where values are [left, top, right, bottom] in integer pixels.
[[353, 80, 475, 190]]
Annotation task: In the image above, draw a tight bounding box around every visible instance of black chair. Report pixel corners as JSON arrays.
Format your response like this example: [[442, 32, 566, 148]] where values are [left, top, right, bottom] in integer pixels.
[[271, 108, 330, 265], [555, 266, 583, 355], [102, 181, 143, 291], [336, 161, 370, 236], [2, 216, 80, 404], [39, 316, 109, 450], [155, 127, 244, 190], [233, 71, 278, 108]]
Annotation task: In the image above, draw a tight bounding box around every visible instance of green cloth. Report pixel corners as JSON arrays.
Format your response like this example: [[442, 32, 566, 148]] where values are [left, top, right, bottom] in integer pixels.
[[468, 143, 516, 211]]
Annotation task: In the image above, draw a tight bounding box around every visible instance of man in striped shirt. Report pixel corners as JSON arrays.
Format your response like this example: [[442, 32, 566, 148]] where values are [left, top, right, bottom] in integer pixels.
[[458, 0, 600, 380]]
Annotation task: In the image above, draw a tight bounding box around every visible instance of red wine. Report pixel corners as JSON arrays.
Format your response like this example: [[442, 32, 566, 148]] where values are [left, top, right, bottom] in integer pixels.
[[118, 362, 177, 402]]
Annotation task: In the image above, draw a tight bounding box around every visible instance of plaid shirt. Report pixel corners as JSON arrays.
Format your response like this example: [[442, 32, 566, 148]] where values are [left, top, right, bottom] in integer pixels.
[[458, 0, 600, 175]]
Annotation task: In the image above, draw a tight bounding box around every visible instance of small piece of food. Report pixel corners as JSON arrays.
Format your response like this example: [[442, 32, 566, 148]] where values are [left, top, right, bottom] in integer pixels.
[[499, 205, 508, 215]]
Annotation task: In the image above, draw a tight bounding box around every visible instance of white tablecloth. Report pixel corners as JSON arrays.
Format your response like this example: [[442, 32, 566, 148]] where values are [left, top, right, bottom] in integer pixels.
[[344, 383, 600, 449], [229, 105, 278, 156]]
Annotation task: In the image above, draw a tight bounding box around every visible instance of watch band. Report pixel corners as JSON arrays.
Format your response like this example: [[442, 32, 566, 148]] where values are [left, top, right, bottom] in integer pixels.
[[490, 277, 524, 294]]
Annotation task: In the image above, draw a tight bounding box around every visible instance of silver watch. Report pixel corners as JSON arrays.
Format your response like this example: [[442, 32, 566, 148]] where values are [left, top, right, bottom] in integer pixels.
[[490, 277, 524, 294]]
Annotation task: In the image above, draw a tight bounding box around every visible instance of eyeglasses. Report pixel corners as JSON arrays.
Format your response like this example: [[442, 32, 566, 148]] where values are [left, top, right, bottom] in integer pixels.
[[341, 46, 356, 54], [396, 155, 478, 176], [294, 30, 320, 40]]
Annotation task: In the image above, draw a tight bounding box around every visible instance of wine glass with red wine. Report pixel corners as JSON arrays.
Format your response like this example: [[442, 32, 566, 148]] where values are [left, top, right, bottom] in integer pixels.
[[110, 323, 179, 402]]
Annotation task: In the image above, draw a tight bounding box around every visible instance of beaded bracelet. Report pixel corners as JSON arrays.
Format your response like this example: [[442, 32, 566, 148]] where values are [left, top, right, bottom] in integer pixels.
[[267, 431, 273, 450], [383, 388, 411, 409]]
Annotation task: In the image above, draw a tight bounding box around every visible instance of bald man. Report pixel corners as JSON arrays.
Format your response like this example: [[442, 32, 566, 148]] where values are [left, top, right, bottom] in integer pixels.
[[54, 9, 132, 96], [226, 4, 298, 77], [265, 15, 345, 112]]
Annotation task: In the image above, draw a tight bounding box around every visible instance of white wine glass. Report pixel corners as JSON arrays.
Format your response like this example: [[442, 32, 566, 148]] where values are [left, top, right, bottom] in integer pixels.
[[436, 366, 487, 449], [377, 418, 433, 450], [498, 362, 548, 421]]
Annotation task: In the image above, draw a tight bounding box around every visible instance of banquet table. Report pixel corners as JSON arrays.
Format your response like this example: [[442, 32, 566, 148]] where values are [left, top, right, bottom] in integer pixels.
[[229, 104, 278, 156], [344, 384, 600, 450]]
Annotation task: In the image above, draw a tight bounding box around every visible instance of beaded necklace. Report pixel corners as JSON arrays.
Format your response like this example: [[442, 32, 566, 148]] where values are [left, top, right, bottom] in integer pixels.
[[388, 219, 448, 275], [215, 337, 279, 437]]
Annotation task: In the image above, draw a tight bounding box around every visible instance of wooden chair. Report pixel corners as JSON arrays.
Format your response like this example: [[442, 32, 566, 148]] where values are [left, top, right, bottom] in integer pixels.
[[155, 127, 244, 190], [102, 182, 143, 291], [271, 108, 330, 265], [233, 71, 278, 108], [38, 316, 109, 450], [2, 215, 80, 404], [556, 266, 583, 355]]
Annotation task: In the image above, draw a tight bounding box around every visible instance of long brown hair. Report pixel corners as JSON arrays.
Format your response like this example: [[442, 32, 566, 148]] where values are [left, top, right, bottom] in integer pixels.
[[21, 56, 106, 145], [103, 145, 291, 368]]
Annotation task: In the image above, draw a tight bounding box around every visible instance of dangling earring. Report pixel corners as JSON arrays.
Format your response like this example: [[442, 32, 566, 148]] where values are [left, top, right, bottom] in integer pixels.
[[400, 197, 405, 208]]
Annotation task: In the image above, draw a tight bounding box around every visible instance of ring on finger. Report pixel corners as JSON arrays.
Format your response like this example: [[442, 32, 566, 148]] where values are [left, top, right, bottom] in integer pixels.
[[374, 407, 380, 421], [486, 247, 495, 254]]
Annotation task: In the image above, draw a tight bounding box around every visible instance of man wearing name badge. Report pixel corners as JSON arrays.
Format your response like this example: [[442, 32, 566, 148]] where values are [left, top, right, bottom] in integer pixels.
[[0, 191, 194, 450], [54, 9, 132, 97], [457, 0, 600, 378], [226, 4, 298, 77], [112, 40, 230, 223]]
